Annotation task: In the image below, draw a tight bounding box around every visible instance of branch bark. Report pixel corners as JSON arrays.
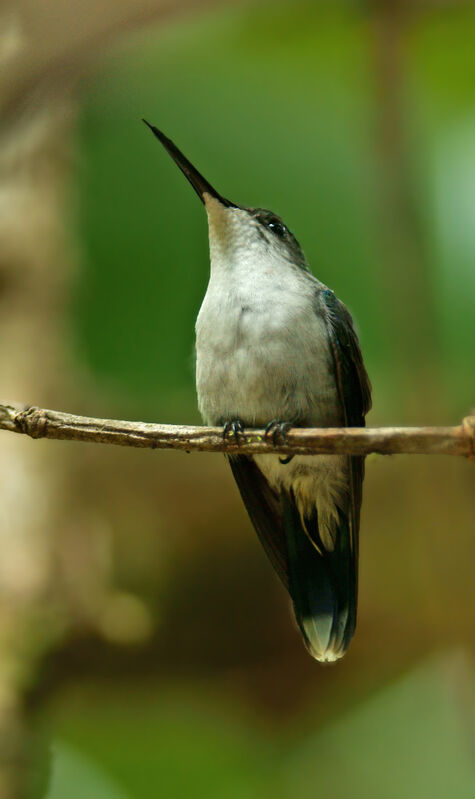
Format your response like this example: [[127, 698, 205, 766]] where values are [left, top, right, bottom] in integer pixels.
[[1, 403, 473, 458]]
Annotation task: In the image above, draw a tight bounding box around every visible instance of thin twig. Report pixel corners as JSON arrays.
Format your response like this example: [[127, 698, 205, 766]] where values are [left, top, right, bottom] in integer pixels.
[[0, 403, 473, 458]]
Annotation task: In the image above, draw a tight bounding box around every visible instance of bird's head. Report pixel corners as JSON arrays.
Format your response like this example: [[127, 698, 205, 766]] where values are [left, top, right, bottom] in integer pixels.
[[143, 120, 309, 275]]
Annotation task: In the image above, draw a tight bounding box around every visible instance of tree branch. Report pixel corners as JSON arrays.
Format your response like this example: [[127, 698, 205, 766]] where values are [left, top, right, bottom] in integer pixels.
[[0, 403, 473, 458]]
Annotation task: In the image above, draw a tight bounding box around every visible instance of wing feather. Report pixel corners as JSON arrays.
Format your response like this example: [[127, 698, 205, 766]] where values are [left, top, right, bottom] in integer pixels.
[[228, 454, 289, 589], [321, 287, 372, 557]]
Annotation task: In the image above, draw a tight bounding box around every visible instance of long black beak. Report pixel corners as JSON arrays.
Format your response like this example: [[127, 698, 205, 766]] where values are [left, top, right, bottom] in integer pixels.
[[142, 120, 235, 208]]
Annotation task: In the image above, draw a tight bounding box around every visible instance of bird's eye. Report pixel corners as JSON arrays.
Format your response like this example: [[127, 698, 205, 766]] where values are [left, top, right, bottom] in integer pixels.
[[266, 219, 286, 237]]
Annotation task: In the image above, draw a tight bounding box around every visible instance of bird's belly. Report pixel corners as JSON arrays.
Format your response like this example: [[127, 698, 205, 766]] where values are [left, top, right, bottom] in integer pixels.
[[196, 297, 339, 428], [196, 341, 291, 425]]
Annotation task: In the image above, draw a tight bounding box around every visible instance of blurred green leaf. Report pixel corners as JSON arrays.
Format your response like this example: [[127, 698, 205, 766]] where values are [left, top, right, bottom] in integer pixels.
[[52, 687, 277, 799], [285, 654, 475, 799], [46, 742, 130, 799]]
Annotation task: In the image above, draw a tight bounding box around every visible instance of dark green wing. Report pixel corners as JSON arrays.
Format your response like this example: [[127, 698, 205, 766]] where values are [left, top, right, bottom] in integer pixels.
[[321, 286, 372, 635], [228, 454, 289, 590], [321, 288, 372, 426]]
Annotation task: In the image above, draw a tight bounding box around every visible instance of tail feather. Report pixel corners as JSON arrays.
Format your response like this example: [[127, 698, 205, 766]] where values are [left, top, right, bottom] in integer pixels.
[[227, 454, 360, 663], [283, 493, 356, 662]]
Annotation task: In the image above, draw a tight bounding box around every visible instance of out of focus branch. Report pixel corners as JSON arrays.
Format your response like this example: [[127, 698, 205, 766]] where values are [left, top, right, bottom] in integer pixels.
[[0, 403, 473, 458], [369, 1, 441, 386]]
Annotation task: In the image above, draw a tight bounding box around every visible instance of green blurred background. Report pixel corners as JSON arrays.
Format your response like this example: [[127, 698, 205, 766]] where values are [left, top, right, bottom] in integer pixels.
[[73, 1, 475, 421], [1, 1, 475, 797]]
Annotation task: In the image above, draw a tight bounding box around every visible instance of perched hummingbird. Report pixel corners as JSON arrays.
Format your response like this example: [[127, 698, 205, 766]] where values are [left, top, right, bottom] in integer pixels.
[[143, 120, 372, 662]]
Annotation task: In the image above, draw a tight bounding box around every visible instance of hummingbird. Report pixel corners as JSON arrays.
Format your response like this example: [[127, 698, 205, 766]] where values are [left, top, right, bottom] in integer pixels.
[[143, 120, 372, 662]]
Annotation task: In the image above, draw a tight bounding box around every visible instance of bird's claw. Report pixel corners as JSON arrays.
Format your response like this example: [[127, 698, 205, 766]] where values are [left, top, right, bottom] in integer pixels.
[[264, 420, 294, 463], [222, 419, 245, 440], [264, 420, 292, 446], [279, 454, 294, 465]]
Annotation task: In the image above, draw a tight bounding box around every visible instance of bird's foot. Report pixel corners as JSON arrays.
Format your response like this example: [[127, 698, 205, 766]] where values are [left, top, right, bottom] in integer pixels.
[[265, 419, 292, 444], [222, 418, 245, 440], [264, 420, 294, 463]]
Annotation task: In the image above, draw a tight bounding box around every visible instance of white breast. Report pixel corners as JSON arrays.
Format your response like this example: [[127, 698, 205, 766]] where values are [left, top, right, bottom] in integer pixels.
[[195, 265, 339, 428]]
